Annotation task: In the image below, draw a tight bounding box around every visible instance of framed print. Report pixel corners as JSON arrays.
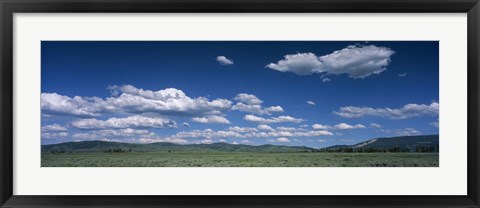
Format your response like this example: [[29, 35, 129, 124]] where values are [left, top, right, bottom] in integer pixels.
[[1, 0, 479, 207]]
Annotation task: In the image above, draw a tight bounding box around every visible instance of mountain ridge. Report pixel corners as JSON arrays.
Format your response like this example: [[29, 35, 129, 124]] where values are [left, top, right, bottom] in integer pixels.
[[42, 134, 439, 153]]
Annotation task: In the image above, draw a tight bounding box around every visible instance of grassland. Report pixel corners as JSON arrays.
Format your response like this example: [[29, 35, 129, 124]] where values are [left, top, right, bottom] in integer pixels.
[[41, 152, 439, 167]]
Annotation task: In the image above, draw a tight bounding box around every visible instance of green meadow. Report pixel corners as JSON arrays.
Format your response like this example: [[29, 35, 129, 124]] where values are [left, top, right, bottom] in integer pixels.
[[41, 152, 439, 167]]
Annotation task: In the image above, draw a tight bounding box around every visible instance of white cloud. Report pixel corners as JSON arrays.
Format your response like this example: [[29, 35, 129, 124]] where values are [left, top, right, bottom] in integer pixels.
[[228, 126, 258, 133], [41, 93, 103, 117], [312, 124, 331, 130], [159, 124, 333, 142], [231, 103, 283, 115], [232, 93, 283, 115], [192, 115, 230, 124], [313, 123, 365, 130], [71, 115, 176, 130], [234, 93, 263, 105], [257, 124, 274, 131], [307, 101, 316, 105], [397, 128, 421, 136], [107, 85, 232, 116], [243, 115, 269, 122], [370, 123, 382, 128], [71, 128, 189, 144], [201, 139, 214, 144], [277, 137, 290, 143], [272, 137, 290, 143], [318, 139, 328, 142], [183, 122, 190, 127], [241, 140, 254, 144], [41, 124, 68, 132], [216, 56, 234, 65], [267, 52, 322, 76], [138, 137, 188, 144], [264, 106, 284, 113], [276, 127, 296, 131], [334, 102, 439, 119], [289, 130, 333, 137], [72, 128, 151, 139], [244, 115, 305, 123], [42, 132, 69, 139], [379, 128, 422, 136], [334, 123, 366, 130], [322, 78, 331, 83], [398, 73, 407, 77], [430, 120, 439, 128], [232, 141, 239, 145], [266, 45, 395, 79], [173, 128, 243, 139], [42, 85, 233, 118]]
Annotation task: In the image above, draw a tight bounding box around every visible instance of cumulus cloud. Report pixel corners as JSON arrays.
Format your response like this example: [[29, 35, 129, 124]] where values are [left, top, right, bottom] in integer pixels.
[[138, 137, 188, 144], [269, 137, 290, 143], [216, 56, 234, 65], [228, 126, 258, 133], [161, 125, 333, 142], [243, 115, 305, 123], [72, 128, 188, 144], [241, 140, 254, 144], [334, 123, 366, 130], [72, 128, 151, 139], [71, 115, 177, 130], [41, 93, 104, 117], [192, 115, 230, 124], [107, 85, 232, 116], [174, 128, 243, 139], [380, 128, 421, 136], [370, 123, 382, 128], [41, 124, 68, 132], [307, 101, 316, 105], [312, 123, 365, 130], [266, 45, 395, 79], [257, 124, 274, 131], [231, 103, 283, 115], [234, 93, 263, 105], [276, 127, 296, 131], [334, 102, 439, 119], [231, 93, 283, 115], [42, 132, 69, 139], [322, 78, 331, 83], [312, 124, 331, 130], [264, 106, 284, 113], [42, 85, 233, 118], [183, 122, 190, 127], [200, 139, 214, 144]]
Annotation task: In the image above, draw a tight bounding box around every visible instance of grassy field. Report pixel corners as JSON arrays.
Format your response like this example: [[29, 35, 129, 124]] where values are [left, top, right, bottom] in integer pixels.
[[41, 152, 439, 167]]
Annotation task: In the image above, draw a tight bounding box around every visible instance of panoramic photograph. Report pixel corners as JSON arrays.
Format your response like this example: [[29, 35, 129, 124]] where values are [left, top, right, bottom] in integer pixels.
[[41, 41, 439, 167]]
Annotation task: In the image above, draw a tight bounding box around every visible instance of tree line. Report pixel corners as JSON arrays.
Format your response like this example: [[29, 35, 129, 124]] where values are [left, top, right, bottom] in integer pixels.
[[316, 145, 439, 153], [104, 148, 133, 153]]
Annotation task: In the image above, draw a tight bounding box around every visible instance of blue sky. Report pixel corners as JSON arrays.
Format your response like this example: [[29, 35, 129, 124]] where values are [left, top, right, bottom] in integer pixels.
[[41, 41, 439, 147]]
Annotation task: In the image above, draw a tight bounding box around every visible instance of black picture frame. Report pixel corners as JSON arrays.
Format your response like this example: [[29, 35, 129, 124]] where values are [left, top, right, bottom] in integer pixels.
[[1, 0, 479, 207]]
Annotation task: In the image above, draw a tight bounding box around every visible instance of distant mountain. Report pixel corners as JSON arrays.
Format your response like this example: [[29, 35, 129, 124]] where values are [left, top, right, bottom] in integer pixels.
[[323, 135, 439, 152], [42, 135, 439, 153], [41, 141, 316, 153]]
